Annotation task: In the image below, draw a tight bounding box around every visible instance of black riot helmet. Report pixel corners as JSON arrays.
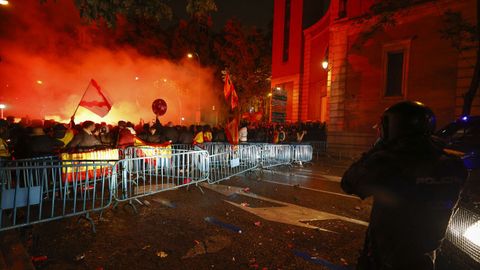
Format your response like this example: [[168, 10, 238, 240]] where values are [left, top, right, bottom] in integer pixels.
[[380, 101, 436, 142]]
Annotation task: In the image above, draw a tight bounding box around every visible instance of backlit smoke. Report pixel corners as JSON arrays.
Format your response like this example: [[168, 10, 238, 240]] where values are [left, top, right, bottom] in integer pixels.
[[0, 0, 219, 125]]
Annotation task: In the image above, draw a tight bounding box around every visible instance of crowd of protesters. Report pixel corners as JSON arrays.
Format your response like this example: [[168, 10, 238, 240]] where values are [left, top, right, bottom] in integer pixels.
[[0, 115, 327, 159]]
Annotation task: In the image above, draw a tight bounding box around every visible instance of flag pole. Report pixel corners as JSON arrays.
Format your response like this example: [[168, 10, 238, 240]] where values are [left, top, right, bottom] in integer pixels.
[[71, 80, 92, 119]]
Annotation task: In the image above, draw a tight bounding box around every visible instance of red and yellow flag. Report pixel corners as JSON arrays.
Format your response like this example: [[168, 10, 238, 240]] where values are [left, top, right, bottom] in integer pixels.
[[224, 73, 238, 110]]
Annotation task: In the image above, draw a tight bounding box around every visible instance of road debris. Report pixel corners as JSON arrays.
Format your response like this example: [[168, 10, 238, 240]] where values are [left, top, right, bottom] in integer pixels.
[[156, 251, 168, 258], [204, 217, 242, 234], [152, 198, 177, 208], [293, 250, 348, 270], [182, 235, 231, 259], [75, 253, 85, 261]]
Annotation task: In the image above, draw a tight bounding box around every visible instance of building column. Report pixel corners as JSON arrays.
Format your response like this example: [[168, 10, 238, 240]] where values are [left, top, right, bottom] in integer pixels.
[[327, 27, 348, 132], [300, 33, 312, 121]]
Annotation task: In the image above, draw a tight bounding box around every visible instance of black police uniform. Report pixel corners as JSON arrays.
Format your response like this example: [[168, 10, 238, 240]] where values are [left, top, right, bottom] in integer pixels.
[[341, 101, 467, 270]]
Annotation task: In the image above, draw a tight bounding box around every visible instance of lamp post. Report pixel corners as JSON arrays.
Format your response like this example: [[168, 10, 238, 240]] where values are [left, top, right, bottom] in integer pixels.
[[267, 92, 272, 123], [187, 52, 201, 65], [187, 52, 201, 124], [0, 104, 5, 119]]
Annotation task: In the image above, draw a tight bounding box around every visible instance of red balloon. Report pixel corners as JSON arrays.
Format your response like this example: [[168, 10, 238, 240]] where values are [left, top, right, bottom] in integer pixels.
[[152, 99, 168, 116]]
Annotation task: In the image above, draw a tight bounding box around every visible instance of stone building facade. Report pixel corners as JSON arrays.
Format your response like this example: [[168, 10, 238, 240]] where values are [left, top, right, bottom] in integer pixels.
[[271, 0, 479, 155]]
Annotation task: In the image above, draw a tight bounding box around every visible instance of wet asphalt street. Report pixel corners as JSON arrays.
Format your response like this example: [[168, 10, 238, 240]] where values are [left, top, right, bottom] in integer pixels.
[[7, 159, 475, 269]]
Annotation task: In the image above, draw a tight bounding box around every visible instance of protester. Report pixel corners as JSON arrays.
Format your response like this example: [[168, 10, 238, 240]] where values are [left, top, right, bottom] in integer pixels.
[[139, 124, 162, 144], [0, 114, 328, 159], [212, 126, 226, 142], [163, 121, 179, 143], [239, 122, 248, 142], [26, 127, 64, 157], [296, 123, 307, 143], [341, 101, 467, 270], [0, 120, 10, 158], [67, 121, 102, 150], [116, 120, 136, 148], [178, 126, 194, 144], [203, 125, 213, 142], [193, 125, 204, 146]]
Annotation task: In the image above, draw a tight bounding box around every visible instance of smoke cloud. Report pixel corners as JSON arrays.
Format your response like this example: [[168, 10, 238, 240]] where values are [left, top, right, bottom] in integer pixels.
[[0, 0, 219, 125]]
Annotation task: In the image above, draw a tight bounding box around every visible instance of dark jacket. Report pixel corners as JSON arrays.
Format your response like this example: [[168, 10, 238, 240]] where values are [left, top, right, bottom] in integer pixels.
[[27, 135, 64, 157], [178, 130, 194, 144], [341, 137, 467, 270], [138, 132, 161, 144], [163, 127, 179, 143], [67, 130, 102, 150]]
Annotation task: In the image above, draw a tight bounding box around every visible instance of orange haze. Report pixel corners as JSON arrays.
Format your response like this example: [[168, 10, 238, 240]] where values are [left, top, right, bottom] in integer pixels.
[[0, 0, 219, 125]]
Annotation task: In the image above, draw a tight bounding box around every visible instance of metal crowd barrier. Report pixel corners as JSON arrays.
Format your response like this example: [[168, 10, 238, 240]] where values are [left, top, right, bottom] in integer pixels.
[[112, 147, 209, 204], [0, 159, 114, 232], [309, 141, 327, 158], [259, 144, 293, 169], [208, 145, 260, 184], [292, 144, 313, 164], [172, 144, 194, 151], [0, 142, 316, 232]]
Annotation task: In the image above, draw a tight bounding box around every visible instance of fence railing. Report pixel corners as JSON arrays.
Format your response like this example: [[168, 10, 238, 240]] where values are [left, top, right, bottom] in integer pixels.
[[112, 148, 209, 204], [1, 160, 114, 232], [259, 144, 293, 169], [0, 142, 316, 232], [292, 144, 314, 164], [208, 145, 260, 184]]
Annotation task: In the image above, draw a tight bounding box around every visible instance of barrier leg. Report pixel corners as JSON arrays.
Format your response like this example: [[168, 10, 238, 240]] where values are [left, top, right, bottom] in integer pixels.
[[77, 212, 96, 233], [186, 183, 204, 194]]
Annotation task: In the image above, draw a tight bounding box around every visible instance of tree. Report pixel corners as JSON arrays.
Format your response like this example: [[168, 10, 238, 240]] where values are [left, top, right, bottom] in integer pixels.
[[214, 19, 271, 111], [41, 0, 217, 28], [440, 8, 479, 116], [186, 0, 217, 19]]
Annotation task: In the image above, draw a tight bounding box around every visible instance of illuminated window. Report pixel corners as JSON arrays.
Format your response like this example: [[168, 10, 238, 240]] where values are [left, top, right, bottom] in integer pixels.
[[283, 0, 291, 62]]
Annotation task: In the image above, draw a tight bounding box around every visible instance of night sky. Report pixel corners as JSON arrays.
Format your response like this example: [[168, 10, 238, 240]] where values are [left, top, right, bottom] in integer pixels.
[[0, 0, 274, 121], [171, 0, 274, 31]]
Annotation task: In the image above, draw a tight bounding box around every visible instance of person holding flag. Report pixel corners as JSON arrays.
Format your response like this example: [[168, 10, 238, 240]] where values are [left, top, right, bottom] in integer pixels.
[[224, 72, 239, 111], [223, 72, 240, 145]]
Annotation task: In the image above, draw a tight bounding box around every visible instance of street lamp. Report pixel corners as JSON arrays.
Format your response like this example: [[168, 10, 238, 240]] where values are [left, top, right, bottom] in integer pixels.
[[187, 52, 201, 124], [187, 52, 200, 65], [267, 91, 273, 123], [321, 60, 329, 70], [0, 104, 6, 119]]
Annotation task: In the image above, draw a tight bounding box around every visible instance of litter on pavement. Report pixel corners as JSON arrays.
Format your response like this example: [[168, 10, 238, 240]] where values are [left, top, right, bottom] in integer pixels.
[[204, 217, 242, 234]]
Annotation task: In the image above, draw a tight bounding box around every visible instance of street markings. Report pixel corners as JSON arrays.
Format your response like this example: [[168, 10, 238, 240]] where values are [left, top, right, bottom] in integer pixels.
[[260, 179, 359, 199], [203, 184, 369, 233]]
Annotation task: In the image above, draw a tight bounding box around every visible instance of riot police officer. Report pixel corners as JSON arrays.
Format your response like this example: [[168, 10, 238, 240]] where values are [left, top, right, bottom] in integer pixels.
[[341, 101, 467, 270]]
